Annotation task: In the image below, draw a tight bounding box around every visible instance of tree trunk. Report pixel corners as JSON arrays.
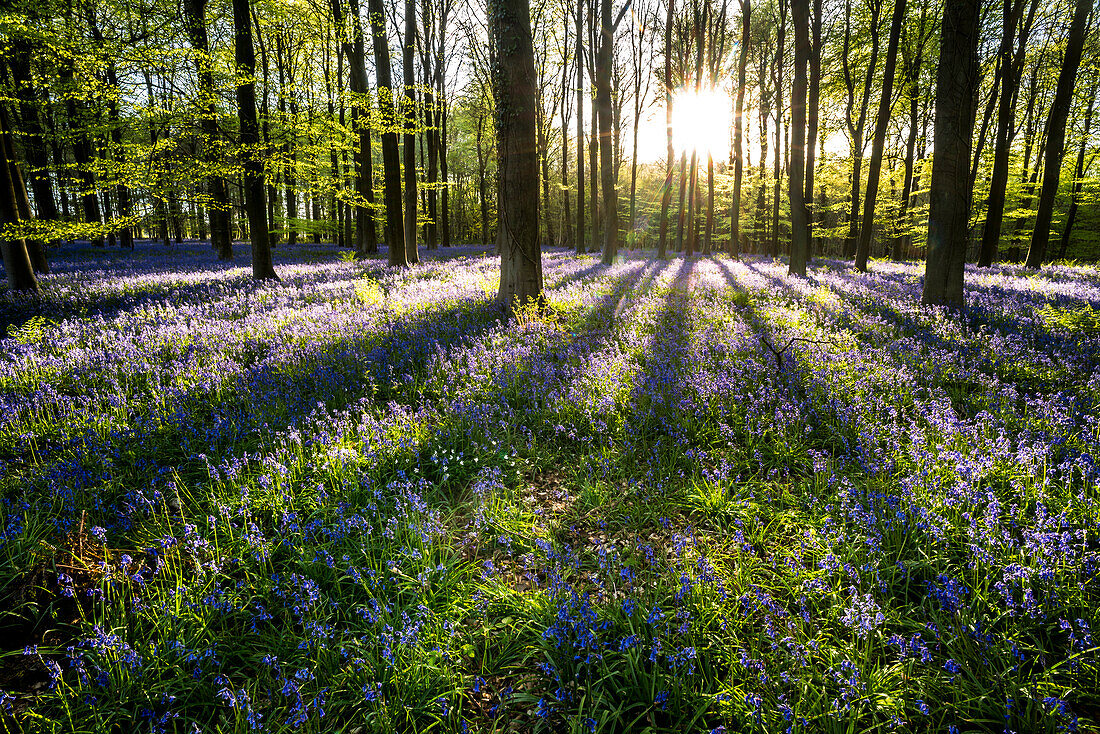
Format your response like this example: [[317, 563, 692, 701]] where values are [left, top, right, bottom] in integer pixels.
[[576, 1, 586, 254], [894, 11, 928, 261], [978, 0, 1038, 267], [1025, 0, 1090, 270], [771, 2, 785, 259], [0, 104, 48, 273], [855, 0, 906, 272], [367, 0, 407, 266], [61, 65, 104, 247], [841, 0, 879, 259], [560, 26, 574, 249], [476, 111, 490, 245], [922, 0, 978, 307], [597, 0, 617, 264], [1058, 88, 1095, 260], [439, 86, 450, 247], [729, 0, 749, 258], [0, 106, 42, 290], [233, 0, 278, 280], [657, 0, 674, 259], [804, 0, 821, 257], [490, 0, 542, 316], [789, 0, 811, 275], [403, 0, 419, 264], [676, 150, 687, 252], [183, 0, 232, 260]]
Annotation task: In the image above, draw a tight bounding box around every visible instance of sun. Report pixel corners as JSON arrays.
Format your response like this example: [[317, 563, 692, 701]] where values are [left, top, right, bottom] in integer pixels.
[[671, 86, 733, 157]]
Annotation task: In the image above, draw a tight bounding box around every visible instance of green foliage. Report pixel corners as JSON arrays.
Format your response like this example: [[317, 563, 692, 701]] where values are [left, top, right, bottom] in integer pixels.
[[1037, 302, 1100, 333]]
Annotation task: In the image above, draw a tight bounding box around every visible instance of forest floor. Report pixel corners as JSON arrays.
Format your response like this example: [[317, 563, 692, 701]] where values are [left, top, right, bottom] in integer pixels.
[[0, 241, 1098, 733]]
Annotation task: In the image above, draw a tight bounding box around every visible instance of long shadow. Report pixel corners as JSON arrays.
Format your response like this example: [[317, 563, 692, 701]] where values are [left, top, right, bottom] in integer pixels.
[[709, 254, 895, 479], [0, 242, 498, 336], [7, 256, 674, 534], [9, 294, 507, 522], [621, 257, 698, 475], [543, 256, 610, 291], [430, 258, 671, 465]]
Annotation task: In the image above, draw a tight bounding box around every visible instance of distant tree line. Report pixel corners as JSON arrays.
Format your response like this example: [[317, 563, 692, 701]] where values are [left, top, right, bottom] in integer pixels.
[[0, 0, 1097, 309]]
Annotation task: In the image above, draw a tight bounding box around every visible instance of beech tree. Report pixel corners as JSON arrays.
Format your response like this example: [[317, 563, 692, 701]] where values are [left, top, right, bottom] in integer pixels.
[[491, 0, 542, 317], [368, 0, 407, 266], [1025, 0, 1091, 269], [233, 0, 279, 280], [922, 0, 979, 307]]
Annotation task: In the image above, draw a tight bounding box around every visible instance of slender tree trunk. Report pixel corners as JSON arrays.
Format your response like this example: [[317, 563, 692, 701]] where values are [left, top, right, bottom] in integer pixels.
[[403, 0, 419, 264], [758, 85, 769, 249], [855, 0, 906, 271], [789, 0, 810, 275], [968, 59, 1002, 195], [233, 0, 278, 280], [978, 0, 1038, 266], [0, 105, 45, 281], [490, 0, 542, 316], [367, 0, 407, 266], [252, 14, 280, 247], [439, 87, 450, 247], [340, 0, 380, 254], [0, 112, 38, 292], [184, 0, 232, 259], [560, 27, 574, 249], [576, 1, 586, 255], [804, 0, 821, 257], [676, 150, 688, 252], [589, 118, 599, 253], [1025, 0, 1090, 270], [842, 0, 879, 259], [476, 112, 490, 245], [772, 2, 785, 258], [1058, 89, 1095, 260], [894, 12, 928, 261], [1009, 86, 1044, 261], [10, 39, 59, 232], [729, 0, 749, 258], [597, 0, 617, 264], [657, 0, 674, 259], [922, 0, 979, 307], [61, 65, 104, 247]]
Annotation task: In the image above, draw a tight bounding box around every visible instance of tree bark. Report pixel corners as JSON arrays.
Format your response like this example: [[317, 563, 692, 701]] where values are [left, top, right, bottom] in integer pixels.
[[0, 105, 41, 291], [804, 0, 821, 257], [367, 0, 407, 265], [977, 0, 1038, 267], [1058, 88, 1095, 260], [233, 0, 278, 280], [0, 104, 48, 273], [657, 0, 674, 259], [855, 0, 906, 272], [729, 0, 749, 258], [922, 0, 978, 307], [61, 64, 104, 247], [561, 22, 574, 249], [1025, 0, 1090, 269], [576, 1, 587, 255], [789, 0, 810, 275], [490, 0, 542, 316], [184, 0, 233, 260], [403, 0, 419, 264], [842, 0, 880, 259], [771, 1, 786, 259], [597, 0, 618, 264]]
